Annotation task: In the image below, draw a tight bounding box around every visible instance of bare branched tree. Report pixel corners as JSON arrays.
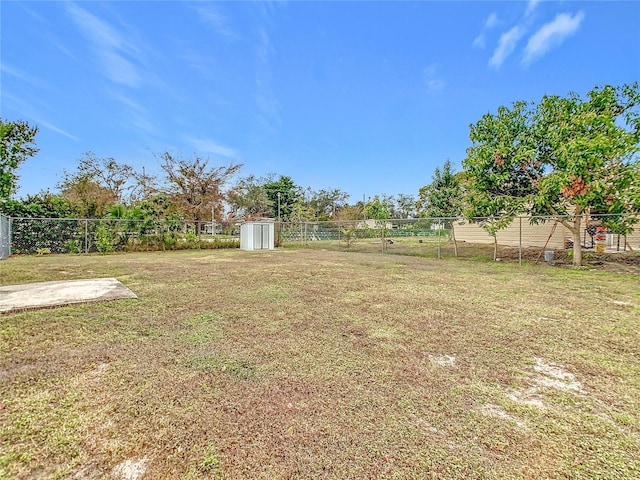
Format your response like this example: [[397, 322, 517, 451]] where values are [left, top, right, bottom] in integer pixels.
[[159, 152, 242, 233]]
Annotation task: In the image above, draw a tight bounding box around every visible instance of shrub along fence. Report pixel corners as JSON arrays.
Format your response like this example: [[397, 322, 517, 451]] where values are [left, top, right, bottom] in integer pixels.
[[5, 217, 240, 255]]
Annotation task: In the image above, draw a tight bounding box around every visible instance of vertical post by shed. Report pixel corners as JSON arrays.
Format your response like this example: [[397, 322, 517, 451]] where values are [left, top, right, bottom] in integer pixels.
[[84, 219, 89, 253]]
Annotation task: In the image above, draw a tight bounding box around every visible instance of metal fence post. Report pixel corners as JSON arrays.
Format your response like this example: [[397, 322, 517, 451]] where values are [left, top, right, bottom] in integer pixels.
[[85, 219, 89, 253], [437, 225, 441, 259], [519, 216, 522, 266], [0, 215, 10, 259]]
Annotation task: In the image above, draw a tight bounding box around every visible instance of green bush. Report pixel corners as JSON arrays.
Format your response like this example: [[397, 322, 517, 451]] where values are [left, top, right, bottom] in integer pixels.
[[95, 224, 116, 254], [66, 239, 81, 254]]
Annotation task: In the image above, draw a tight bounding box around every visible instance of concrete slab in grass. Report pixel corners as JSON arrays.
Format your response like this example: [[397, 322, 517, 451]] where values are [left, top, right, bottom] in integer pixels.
[[0, 278, 137, 313]]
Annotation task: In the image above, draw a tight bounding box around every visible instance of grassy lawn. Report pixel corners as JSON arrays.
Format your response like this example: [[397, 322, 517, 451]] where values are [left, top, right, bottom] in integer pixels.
[[1, 249, 639, 479]]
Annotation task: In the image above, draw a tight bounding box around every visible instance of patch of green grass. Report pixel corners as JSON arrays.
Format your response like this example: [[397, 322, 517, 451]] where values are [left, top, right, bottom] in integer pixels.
[[179, 313, 225, 345], [186, 355, 256, 379], [0, 387, 86, 478], [252, 284, 288, 301]]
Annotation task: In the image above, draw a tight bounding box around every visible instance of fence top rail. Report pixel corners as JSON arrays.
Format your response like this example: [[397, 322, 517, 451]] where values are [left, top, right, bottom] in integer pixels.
[[277, 214, 631, 225], [6, 213, 635, 223]]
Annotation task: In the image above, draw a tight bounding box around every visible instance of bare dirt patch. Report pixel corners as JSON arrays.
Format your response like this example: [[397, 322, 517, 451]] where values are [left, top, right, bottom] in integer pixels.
[[112, 457, 149, 480]]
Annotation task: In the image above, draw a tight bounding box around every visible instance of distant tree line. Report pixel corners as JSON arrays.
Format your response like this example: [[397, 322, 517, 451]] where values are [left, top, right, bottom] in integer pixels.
[[1, 82, 638, 264]]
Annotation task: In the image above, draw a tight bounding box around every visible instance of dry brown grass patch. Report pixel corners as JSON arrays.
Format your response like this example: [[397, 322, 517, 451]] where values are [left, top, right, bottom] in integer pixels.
[[1, 249, 639, 478]]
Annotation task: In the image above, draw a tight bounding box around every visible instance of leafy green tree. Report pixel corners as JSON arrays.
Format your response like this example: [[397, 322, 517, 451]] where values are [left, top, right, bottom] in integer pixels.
[[463, 101, 539, 261], [59, 152, 137, 217], [59, 175, 116, 218], [531, 84, 640, 265], [227, 175, 272, 220], [0, 192, 79, 253], [463, 100, 538, 240], [416, 160, 463, 218], [0, 119, 39, 201], [263, 175, 301, 221], [417, 160, 464, 255], [75, 152, 134, 202], [463, 83, 640, 266], [365, 195, 392, 252], [159, 152, 242, 234], [290, 202, 316, 223], [0, 192, 74, 218], [394, 193, 417, 219], [307, 188, 350, 220], [365, 195, 391, 220]]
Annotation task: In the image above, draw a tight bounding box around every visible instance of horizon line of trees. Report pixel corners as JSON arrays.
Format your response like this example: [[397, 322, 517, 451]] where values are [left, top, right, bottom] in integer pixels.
[[2, 82, 639, 265]]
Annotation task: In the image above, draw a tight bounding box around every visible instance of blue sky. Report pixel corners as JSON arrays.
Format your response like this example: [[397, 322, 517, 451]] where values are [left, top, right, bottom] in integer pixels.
[[2, 0, 639, 205]]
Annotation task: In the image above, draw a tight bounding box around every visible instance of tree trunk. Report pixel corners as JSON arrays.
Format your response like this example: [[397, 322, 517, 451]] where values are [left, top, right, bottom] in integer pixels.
[[493, 235, 498, 261], [451, 221, 458, 257], [571, 216, 582, 266]]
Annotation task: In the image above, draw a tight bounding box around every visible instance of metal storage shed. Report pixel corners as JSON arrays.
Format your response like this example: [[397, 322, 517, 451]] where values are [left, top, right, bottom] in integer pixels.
[[240, 221, 275, 250]]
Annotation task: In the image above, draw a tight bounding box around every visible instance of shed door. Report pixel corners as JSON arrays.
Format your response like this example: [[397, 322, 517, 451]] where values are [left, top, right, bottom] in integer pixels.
[[253, 224, 268, 249]]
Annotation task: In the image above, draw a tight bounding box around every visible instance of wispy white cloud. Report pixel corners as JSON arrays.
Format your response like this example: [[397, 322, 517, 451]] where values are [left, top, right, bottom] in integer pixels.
[[256, 27, 275, 67], [17, 4, 77, 60], [192, 4, 238, 41], [110, 93, 158, 136], [489, 26, 524, 68], [486, 12, 499, 28], [3, 92, 79, 140], [423, 64, 446, 93], [185, 137, 238, 158], [64, 2, 142, 87], [38, 120, 80, 141], [523, 11, 585, 65], [473, 33, 486, 49], [473, 12, 499, 49], [1, 63, 53, 91], [526, 0, 541, 17]]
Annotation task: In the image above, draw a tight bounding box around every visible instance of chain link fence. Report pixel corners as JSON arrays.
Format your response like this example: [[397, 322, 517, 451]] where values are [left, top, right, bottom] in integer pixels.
[[2, 214, 638, 270], [5, 217, 240, 255], [276, 215, 639, 268]]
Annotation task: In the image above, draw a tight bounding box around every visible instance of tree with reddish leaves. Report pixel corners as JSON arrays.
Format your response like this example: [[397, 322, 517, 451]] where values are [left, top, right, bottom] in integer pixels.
[[464, 83, 640, 266]]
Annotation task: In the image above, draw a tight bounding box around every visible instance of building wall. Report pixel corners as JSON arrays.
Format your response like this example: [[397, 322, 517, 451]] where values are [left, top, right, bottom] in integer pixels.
[[455, 217, 640, 251], [454, 219, 566, 248]]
